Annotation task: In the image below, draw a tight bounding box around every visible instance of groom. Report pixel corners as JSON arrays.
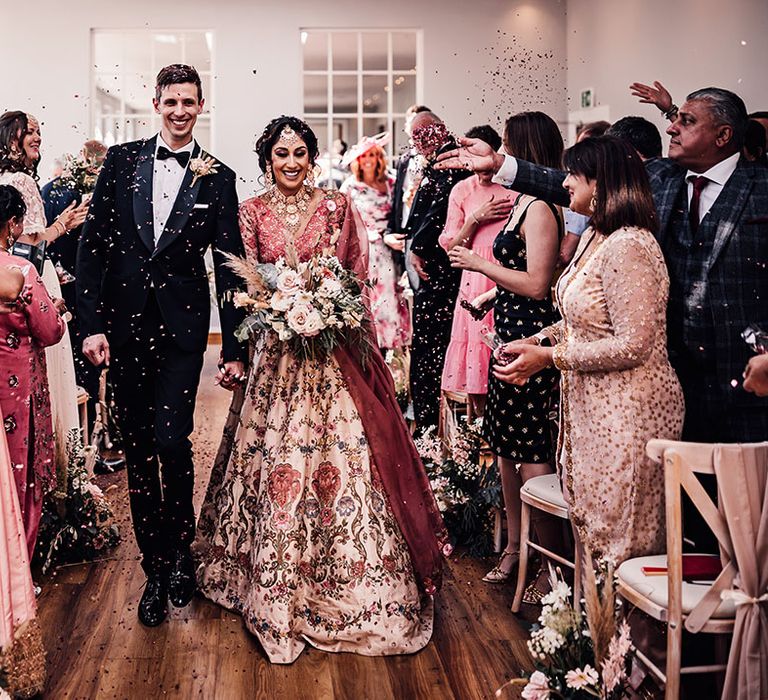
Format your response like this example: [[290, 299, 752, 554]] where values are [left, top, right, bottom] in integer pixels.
[[77, 64, 247, 626]]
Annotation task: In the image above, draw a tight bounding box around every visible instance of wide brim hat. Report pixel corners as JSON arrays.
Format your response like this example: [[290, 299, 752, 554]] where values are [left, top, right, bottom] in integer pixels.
[[341, 131, 391, 168]]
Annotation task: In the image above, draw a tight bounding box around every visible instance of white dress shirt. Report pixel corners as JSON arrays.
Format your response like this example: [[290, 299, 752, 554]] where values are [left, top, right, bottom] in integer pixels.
[[685, 151, 740, 223], [153, 136, 195, 245], [400, 152, 425, 229], [491, 154, 519, 189]]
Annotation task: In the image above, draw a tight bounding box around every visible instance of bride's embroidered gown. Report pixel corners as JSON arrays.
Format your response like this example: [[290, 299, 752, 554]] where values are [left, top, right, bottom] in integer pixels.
[[194, 189, 447, 664]]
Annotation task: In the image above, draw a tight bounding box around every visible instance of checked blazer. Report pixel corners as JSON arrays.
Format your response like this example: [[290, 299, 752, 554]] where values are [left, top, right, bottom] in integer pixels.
[[509, 155, 768, 435]]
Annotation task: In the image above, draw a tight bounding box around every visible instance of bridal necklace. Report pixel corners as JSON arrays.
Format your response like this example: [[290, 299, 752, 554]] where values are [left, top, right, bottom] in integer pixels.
[[265, 184, 313, 234]]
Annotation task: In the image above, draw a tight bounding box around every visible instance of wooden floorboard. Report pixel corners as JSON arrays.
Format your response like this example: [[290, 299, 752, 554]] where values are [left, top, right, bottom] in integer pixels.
[[35, 347, 533, 699]]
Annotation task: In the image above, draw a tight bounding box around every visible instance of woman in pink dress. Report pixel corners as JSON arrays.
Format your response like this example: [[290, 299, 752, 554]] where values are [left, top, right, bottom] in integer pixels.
[[440, 125, 515, 418], [195, 117, 448, 665], [340, 133, 410, 350], [0, 184, 65, 559]]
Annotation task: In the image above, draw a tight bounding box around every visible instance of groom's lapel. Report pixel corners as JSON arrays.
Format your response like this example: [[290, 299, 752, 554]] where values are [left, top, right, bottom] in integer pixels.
[[153, 141, 203, 258], [132, 136, 157, 253]]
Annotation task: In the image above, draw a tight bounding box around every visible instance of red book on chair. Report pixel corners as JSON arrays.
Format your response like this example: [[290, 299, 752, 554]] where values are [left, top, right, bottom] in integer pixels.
[[641, 554, 722, 582]]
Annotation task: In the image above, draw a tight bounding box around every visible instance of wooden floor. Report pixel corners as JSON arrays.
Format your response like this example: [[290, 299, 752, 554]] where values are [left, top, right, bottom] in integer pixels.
[[35, 347, 534, 700]]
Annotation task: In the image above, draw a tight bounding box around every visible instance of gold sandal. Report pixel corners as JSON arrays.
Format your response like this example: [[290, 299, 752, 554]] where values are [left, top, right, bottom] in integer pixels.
[[522, 574, 549, 606], [482, 550, 520, 583]]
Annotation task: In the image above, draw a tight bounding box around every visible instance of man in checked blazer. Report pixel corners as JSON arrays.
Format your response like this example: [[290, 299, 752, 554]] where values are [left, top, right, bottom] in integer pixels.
[[435, 87, 768, 442]]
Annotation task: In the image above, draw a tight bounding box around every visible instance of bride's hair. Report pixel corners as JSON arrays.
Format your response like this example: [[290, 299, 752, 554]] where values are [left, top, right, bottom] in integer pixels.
[[254, 116, 320, 172]]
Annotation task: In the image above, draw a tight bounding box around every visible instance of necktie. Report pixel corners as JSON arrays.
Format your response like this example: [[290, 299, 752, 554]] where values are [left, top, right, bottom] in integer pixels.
[[688, 175, 708, 234], [157, 146, 190, 167]]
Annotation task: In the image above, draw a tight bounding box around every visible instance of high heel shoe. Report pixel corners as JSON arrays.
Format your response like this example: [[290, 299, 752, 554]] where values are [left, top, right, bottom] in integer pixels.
[[482, 550, 520, 583]]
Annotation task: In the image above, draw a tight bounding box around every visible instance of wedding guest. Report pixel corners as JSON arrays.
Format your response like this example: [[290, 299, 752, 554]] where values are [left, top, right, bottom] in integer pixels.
[[0, 184, 66, 559], [395, 111, 470, 429], [744, 119, 767, 164], [606, 116, 662, 160], [340, 133, 410, 350], [576, 120, 610, 142], [439, 124, 514, 419], [492, 136, 684, 563], [448, 112, 562, 594], [0, 110, 86, 466]]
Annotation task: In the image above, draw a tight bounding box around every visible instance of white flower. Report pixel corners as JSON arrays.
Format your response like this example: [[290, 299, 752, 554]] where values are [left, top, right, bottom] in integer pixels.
[[521, 671, 550, 700], [317, 277, 343, 299], [189, 155, 219, 185], [233, 291, 257, 308], [276, 268, 305, 296], [270, 290, 294, 312], [286, 303, 325, 337], [565, 665, 599, 690]]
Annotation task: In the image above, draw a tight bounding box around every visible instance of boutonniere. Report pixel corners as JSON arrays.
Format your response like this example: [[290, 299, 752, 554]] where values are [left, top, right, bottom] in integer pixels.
[[190, 154, 219, 186]]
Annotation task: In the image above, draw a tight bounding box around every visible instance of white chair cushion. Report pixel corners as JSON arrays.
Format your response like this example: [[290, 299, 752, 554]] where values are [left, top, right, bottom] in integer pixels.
[[521, 473, 568, 510], [617, 555, 736, 619]]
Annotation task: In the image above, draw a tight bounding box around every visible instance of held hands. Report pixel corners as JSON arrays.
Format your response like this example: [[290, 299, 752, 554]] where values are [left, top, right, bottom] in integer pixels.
[[215, 361, 247, 391], [743, 354, 768, 397], [384, 232, 406, 252], [629, 81, 673, 112], [83, 333, 110, 367], [448, 245, 485, 272], [434, 137, 505, 174], [409, 251, 429, 281], [472, 194, 514, 225], [492, 340, 553, 385]]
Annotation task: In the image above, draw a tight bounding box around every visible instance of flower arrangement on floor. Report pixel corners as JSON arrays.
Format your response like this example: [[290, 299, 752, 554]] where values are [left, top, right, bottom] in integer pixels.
[[499, 561, 634, 699], [34, 430, 121, 574], [226, 240, 371, 363], [415, 418, 501, 557], [384, 347, 410, 411]]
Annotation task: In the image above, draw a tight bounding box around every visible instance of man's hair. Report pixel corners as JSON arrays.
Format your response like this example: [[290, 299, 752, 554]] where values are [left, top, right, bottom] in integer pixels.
[[686, 87, 748, 149], [465, 124, 502, 152], [748, 111, 768, 120], [606, 116, 662, 159], [406, 104, 431, 117], [577, 120, 611, 139], [155, 64, 203, 102]]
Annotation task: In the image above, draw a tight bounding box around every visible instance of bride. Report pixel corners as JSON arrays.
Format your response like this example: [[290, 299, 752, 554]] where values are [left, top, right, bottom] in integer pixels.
[[194, 116, 448, 664]]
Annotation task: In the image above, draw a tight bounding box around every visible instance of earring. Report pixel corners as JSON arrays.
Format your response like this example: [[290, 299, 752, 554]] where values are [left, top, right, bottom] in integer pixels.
[[589, 192, 597, 214], [265, 166, 275, 191], [303, 166, 316, 189]]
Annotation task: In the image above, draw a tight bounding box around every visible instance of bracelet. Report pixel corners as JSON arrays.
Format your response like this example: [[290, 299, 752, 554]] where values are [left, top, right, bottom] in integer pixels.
[[663, 104, 679, 120], [471, 212, 480, 225], [54, 220, 66, 235]]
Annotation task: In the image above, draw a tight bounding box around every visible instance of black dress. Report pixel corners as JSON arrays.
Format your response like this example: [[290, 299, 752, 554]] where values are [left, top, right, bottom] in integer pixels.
[[484, 197, 561, 463]]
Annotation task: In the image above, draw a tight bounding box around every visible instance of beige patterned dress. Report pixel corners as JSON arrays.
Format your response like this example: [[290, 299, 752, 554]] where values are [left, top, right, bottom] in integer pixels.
[[194, 191, 434, 664], [544, 226, 684, 563]]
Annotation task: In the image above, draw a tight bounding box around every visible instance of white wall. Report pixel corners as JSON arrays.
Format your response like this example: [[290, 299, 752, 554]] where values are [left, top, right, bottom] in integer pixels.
[[566, 0, 768, 145], [0, 0, 567, 197]]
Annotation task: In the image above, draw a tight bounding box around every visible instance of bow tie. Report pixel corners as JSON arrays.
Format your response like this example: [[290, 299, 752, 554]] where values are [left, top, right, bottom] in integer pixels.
[[157, 146, 191, 167]]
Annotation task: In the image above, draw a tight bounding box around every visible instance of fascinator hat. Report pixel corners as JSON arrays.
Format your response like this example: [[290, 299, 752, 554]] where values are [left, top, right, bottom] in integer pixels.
[[341, 131, 391, 168]]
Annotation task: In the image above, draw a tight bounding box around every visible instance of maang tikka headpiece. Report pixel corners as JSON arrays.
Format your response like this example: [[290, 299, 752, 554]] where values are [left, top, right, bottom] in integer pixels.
[[278, 125, 300, 146]]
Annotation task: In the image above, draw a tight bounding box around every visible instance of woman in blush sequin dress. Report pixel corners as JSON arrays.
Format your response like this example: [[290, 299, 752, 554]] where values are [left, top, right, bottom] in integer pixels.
[[439, 125, 515, 419], [195, 117, 448, 665], [340, 134, 410, 350], [495, 136, 684, 564]]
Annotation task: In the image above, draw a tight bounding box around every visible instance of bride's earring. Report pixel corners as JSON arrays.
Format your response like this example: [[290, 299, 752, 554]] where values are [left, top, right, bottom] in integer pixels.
[[265, 166, 275, 191], [303, 165, 316, 189]]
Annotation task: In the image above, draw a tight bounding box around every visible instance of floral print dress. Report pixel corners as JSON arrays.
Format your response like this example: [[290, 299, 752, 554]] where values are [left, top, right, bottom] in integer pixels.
[[341, 176, 410, 349], [194, 190, 436, 664]]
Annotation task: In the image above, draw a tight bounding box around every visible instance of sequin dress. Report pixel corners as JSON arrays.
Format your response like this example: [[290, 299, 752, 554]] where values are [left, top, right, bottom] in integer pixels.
[[194, 190, 443, 665], [483, 198, 560, 463], [548, 226, 685, 562]]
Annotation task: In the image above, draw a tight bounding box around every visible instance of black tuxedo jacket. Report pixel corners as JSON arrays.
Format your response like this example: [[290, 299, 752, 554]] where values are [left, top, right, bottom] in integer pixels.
[[76, 136, 247, 363]]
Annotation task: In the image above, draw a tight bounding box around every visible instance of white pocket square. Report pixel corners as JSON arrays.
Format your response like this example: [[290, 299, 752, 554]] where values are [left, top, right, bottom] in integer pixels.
[[193, 203, 209, 210]]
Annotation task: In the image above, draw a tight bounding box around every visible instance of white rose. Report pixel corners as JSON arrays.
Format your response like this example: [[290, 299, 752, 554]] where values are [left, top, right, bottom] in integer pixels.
[[287, 303, 325, 337], [270, 291, 294, 312], [276, 268, 305, 296], [318, 278, 343, 299]]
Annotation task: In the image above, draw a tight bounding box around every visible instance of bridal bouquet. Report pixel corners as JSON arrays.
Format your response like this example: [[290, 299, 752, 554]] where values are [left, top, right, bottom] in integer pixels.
[[226, 251, 370, 362], [498, 563, 634, 700], [54, 152, 102, 194]]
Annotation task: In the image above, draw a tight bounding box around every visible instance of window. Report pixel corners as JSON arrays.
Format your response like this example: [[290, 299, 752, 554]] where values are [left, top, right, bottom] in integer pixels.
[[90, 29, 214, 148], [301, 29, 422, 168]]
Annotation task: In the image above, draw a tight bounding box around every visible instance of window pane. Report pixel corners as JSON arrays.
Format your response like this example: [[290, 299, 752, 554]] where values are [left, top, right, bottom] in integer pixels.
[[305, 118, 330, 155], [333, 118, 358, 152], [93, 33, 123, 71], [200, 74, 213, 110], [193, 118, 212, 151], [363, 116, 388, 138], [185, 32, 213, 71], [153, 33, 182, 68], [391, 117, 409, 155], [331, 32, 357, 71], [123, 117, 155, 143], [392, 74, 416, 113], [362, 32, 388, 70], [123, 32, 153, 71], [392, 32, 417, 71], [303, 74, 328, 113], [99, 116, 123, 147], [302, 31, 327, 71], [123, 73, 153, 114], [332, 75, 357, 113], [362, 75, 387, 114]]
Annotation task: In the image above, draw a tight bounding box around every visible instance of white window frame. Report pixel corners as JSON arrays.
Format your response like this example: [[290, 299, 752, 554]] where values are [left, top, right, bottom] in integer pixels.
[[89, 28, 215, 148], [300, 28, 424, 161]]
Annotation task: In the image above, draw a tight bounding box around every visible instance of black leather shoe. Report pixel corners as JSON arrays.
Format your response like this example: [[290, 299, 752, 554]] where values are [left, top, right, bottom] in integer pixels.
[[138, 573, 168, 627], [168, 550, 196, 608]]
